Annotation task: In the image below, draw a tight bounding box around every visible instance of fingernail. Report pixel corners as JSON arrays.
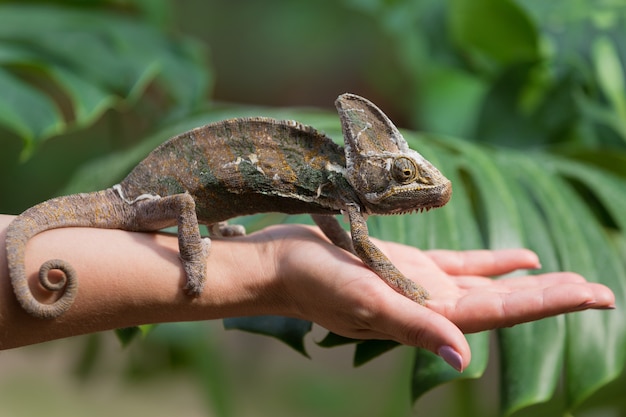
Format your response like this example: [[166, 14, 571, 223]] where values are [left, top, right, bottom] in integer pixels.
[[576, 300, 597, 310], [438, 345, 464, 372]]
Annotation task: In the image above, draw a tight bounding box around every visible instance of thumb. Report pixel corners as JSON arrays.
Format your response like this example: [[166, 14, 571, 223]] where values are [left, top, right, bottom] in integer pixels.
[[374, 296, 471, 372]]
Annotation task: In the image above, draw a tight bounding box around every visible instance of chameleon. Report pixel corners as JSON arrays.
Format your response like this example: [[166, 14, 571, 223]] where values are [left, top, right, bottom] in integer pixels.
[[5, 93, 452, 320]]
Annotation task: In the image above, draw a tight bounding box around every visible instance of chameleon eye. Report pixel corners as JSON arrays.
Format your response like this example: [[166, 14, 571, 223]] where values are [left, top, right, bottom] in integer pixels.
[[391, 157, 418, 184]]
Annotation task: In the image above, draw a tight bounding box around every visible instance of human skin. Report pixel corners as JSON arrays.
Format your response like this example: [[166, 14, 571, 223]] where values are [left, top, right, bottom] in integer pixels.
[[0, 214, 615, 371]]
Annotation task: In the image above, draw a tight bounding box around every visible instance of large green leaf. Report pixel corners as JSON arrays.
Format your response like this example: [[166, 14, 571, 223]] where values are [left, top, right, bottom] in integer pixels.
[[493, 153, 566, 416], [434, 140, 566, 413], [546, 158, 626, 410], [463, 150, 626, 414], [402, 135, 626, 411], [406, 135, 492, 398], [0, 4, 209, 154]]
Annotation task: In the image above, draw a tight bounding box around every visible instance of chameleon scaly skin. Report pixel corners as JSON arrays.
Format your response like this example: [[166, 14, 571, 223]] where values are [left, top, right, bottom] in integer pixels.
[[5, 93, 451, 319]]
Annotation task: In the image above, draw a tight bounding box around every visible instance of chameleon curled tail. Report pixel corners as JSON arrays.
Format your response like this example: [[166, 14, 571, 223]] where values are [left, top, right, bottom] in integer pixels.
[[5, 189, 128, 319]]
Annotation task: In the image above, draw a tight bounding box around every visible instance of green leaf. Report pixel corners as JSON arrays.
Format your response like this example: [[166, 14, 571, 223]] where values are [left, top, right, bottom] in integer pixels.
[[223, 316, 313, 357], [510, 155, 626, 410], [0, 4, 209, 152], [154, 36, 210, 116], [47, 66, 118, 130], [449, 0, 540, 66], [417, 66, 486, 138], [593, 37, 626, 113], [0, 67, 64, 156], [115, 327, 142, 347], [592, 36, 626, 142], [407, 136, 626, 410], [472, 62, 551, 147], [397, 135, 493, 400], [434, 143, 566, 412], [113, 323, 156, 347], [494, 153, 566, 416], [452, 139, 525, 249], [317, 332, 359, 348], [317, 336, 401, 367], [402, 133, 485, 251], [412, 332, 489, 400], [499, 319, 565, 416], [354, 340, 399, 367], [546, 158, 626, 410]]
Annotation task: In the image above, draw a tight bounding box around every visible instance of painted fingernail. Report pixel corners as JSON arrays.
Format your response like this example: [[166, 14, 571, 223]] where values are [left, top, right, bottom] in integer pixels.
[[438, 345, 464, 372], [576, 300, 597, 310]]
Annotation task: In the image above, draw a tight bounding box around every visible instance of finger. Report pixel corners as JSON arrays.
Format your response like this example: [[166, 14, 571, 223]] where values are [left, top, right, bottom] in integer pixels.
[[426, 249, 541, 276], [429, 281, 616, 333], [453, 273, 615, 310], [369, 295, 472, 372], [451, 272, 587, 290]]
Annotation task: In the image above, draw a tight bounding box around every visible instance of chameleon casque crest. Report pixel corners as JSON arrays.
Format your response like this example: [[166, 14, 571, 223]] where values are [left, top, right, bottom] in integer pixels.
[[6, 93, 452, 319]]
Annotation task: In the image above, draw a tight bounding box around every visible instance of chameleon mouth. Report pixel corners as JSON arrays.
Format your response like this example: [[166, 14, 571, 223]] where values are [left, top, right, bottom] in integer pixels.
[[390, 205, 440, 216], [386, 207, 432, 216], [364, 179, 452, 216]]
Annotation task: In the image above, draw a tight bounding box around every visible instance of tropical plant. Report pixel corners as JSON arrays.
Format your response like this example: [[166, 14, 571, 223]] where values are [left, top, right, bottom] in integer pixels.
[[1, 0, 625, 416]]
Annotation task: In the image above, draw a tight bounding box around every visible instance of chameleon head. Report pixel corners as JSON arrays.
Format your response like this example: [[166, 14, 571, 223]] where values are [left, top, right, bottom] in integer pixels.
[[336, 93, 452, 215]]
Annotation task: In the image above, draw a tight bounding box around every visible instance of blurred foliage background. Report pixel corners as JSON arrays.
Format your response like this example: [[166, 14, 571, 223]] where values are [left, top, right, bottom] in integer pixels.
[[1, 0, 626, 416]]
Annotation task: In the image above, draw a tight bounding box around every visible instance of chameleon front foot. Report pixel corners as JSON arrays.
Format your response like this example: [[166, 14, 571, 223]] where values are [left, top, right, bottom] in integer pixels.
[[396, 278, 429, 305], [342, 205, 431, 305], [181, 237, 211, 296]]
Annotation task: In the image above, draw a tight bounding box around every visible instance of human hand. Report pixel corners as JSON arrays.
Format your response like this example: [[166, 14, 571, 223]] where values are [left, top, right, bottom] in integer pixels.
[[257, 225, 615, 372]]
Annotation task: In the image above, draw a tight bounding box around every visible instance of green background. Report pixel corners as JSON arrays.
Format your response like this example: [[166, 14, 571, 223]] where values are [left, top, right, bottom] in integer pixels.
[[1, 1, 626, 416]]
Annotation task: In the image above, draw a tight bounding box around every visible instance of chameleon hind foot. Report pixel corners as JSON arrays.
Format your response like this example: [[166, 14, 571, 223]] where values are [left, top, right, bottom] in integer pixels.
[[209, 221, 246, 237]]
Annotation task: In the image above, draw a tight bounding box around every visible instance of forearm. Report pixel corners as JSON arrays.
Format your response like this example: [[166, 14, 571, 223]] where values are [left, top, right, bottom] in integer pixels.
[[0, 214, 281, 349]]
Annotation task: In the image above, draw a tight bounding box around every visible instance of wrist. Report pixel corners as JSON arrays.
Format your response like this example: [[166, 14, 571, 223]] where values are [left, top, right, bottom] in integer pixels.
[[189, 233, 286, 319]]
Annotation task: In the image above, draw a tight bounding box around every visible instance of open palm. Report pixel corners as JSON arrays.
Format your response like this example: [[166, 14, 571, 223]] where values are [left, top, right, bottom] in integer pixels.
[[254, 225, 615, 371]]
